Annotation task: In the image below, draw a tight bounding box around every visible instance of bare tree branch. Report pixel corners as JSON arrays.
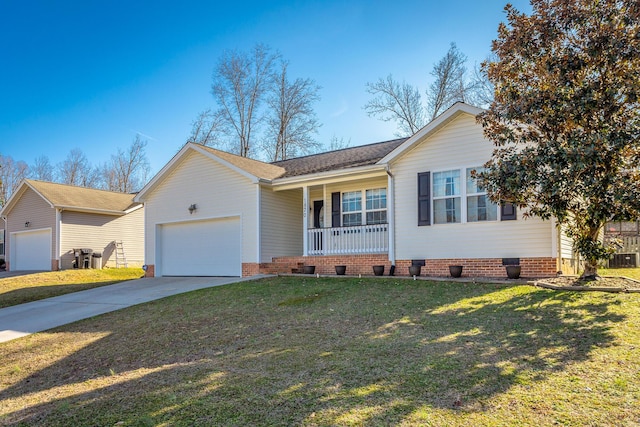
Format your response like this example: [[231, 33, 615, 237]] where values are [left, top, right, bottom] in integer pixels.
[[211, 44, 280, 157], [364, 74, 426, 137], [0, 155, 28, 206], [263, 61, 322, 161], [188, 109, 225, 147], [426, 43, 471, 119]]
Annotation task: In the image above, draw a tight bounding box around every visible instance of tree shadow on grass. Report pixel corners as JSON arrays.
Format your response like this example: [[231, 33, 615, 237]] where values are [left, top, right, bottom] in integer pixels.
[[0, 279, 630, 426]]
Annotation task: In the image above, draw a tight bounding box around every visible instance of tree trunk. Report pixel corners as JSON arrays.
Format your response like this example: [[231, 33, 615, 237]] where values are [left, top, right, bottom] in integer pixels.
[[581, 260, 598, 280]]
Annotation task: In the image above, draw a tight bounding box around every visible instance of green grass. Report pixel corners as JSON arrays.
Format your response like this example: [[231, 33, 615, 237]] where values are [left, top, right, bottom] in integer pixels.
[[0, 268, 144, 308], [600, 267, 640, 280], [0, 276, 638, 426]]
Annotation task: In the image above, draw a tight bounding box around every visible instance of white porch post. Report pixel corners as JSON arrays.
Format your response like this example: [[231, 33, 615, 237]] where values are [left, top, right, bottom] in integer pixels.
[[387, 170, 395, 264], [303, 185, 309, 256]]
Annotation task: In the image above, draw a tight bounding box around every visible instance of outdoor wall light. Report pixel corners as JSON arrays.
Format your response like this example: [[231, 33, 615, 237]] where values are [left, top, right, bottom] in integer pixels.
[[25, 221, 30, 228], [188, 204, 197, 214]]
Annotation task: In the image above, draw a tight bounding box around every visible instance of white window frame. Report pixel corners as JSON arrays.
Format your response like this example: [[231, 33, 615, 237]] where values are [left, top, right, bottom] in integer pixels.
[[465, 167, 498, 222], [341, 188, 387, 226], [342, 191, 362, 226], [431, 166, 499, 225], [432, 169, 462, 224]]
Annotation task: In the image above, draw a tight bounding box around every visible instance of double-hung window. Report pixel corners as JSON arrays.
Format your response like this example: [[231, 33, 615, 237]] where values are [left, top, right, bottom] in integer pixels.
[[342, 191, 362, 226], [433, 170, 461, 224], [466, 168, 497, 222], [366, 188, 387, 224], [340, 188, 387, 226]]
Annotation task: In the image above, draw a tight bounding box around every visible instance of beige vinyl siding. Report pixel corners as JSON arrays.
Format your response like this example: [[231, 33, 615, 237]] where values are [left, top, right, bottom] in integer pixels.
[[144, 150, 258, 265], [559, 223, 575, 259], [391, 113, 554, 260], [260, 187, 302, 261], [5, 187, 56, 266], [59, 208, 144, 269]]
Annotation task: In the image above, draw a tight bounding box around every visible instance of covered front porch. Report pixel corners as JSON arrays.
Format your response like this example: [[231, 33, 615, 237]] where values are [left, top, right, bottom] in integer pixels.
[[272, 166, 394, 258]]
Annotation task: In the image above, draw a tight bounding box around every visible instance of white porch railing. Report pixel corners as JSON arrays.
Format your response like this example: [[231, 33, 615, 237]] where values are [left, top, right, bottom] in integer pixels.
[[307, 224, 388, 255]]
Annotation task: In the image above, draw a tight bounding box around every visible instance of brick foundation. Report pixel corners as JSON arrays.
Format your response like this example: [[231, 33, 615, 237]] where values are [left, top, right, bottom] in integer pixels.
[[265, 254, 391, 276], [52, 259, 59, 271], [262, 256, 558, 278], [144, 264, 155, 278], [242, 263, 260, 277]]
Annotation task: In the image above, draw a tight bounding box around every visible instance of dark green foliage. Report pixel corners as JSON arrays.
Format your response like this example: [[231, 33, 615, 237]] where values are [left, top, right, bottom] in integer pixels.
[[479, 0, 640, 276]]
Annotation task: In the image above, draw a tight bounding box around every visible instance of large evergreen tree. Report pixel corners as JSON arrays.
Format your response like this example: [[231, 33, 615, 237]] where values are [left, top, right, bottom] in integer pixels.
[[479, 0, 640, 278]]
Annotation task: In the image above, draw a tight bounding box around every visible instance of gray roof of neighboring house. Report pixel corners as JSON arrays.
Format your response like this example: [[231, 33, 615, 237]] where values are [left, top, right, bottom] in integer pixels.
[[271, 138, 408, 178]]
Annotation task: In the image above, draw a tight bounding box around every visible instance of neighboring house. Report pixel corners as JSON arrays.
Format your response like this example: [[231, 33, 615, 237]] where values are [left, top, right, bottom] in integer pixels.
[[135, 102, 572, 278], [0, 180, 144, 271]]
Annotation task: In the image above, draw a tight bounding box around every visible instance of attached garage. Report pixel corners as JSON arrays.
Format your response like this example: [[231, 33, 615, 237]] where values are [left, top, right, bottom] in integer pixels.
[[11, 228, 52, 271], [158, 217, 241, 276]]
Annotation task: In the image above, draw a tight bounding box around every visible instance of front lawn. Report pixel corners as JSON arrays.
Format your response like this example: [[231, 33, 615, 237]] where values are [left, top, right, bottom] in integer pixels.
[[0, 268, 144, 308], [0, 277, 637, 426]]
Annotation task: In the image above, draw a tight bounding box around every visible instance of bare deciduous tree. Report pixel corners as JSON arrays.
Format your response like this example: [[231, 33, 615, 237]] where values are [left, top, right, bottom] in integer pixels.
[[327, 135, 351, 151], [56, 148, 99, 188], [426, 43, 472, 119], [101, 136, 150, 193], [468, 57, 496, 108], [0, 155, 29, 206], [211, 44, 279, 157], [364, 74, 426, 137], [187, 109, 224, 146], [365, 43, 491, 135], [263, 61, 322, 161], [29, 155, 54, 181]]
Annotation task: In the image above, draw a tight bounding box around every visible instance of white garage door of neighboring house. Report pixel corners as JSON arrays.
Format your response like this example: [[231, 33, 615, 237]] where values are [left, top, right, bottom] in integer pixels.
[[159, 217, 241, 276], [12, 229, 52, 271]]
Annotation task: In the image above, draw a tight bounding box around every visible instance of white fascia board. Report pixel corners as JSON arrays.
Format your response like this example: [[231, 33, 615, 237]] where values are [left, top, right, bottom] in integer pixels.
[[271, 164, 387, 191], [57, 206, 127, 216], [379, 102, 485, 164]]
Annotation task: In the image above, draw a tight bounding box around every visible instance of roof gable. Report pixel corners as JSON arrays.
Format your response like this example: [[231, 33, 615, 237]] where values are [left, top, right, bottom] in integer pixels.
[[380, 102, 484, 164], [1, 180, 141, 216]]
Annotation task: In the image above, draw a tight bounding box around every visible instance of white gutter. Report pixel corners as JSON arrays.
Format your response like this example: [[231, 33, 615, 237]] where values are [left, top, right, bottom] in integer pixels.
[[272, 164, 388, 189]]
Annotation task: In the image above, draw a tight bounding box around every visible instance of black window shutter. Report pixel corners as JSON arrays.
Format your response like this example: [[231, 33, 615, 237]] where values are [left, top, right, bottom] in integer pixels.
[[418, 172, 431, 226], [501, 203, 517, 221], [331, 192, 341, 227]]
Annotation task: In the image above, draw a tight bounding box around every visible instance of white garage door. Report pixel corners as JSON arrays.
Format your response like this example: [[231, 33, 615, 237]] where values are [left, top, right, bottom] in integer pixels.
[[12, 229, 51, 271], [159, 217, 241, 276]]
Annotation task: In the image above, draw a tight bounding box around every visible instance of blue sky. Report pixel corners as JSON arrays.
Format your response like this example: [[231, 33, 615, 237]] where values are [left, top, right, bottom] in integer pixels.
[[0, 0, 531, 175]]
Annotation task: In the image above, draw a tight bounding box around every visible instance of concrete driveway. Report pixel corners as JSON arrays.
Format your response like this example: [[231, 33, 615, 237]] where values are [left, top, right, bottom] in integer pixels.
[[0, 275, 268, 343]]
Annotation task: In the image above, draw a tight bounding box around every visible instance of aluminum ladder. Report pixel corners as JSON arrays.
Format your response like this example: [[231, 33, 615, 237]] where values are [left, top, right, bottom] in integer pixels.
[[115, 241, 128, 268]]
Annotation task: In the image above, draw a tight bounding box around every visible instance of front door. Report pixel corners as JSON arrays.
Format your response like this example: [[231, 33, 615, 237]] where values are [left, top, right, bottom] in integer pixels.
[[313, 200, 324, 228], [312, 200, 324, 252]]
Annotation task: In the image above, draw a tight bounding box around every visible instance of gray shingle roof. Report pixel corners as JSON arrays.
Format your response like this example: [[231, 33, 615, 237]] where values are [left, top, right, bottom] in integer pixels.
[[271, 138, 407, 178]]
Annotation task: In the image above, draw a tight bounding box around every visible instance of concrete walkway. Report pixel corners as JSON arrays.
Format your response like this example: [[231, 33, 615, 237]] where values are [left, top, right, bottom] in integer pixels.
[[0, 275, 268, 343]]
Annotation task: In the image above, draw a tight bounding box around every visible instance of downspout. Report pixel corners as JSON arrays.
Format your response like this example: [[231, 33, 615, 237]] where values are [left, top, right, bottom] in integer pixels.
[[1, 215, 6, 266], [386, 167, 395, 265], [256, 185, 261, 266], [555, 219, 562, 275], [56, 209, 62, 271]]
